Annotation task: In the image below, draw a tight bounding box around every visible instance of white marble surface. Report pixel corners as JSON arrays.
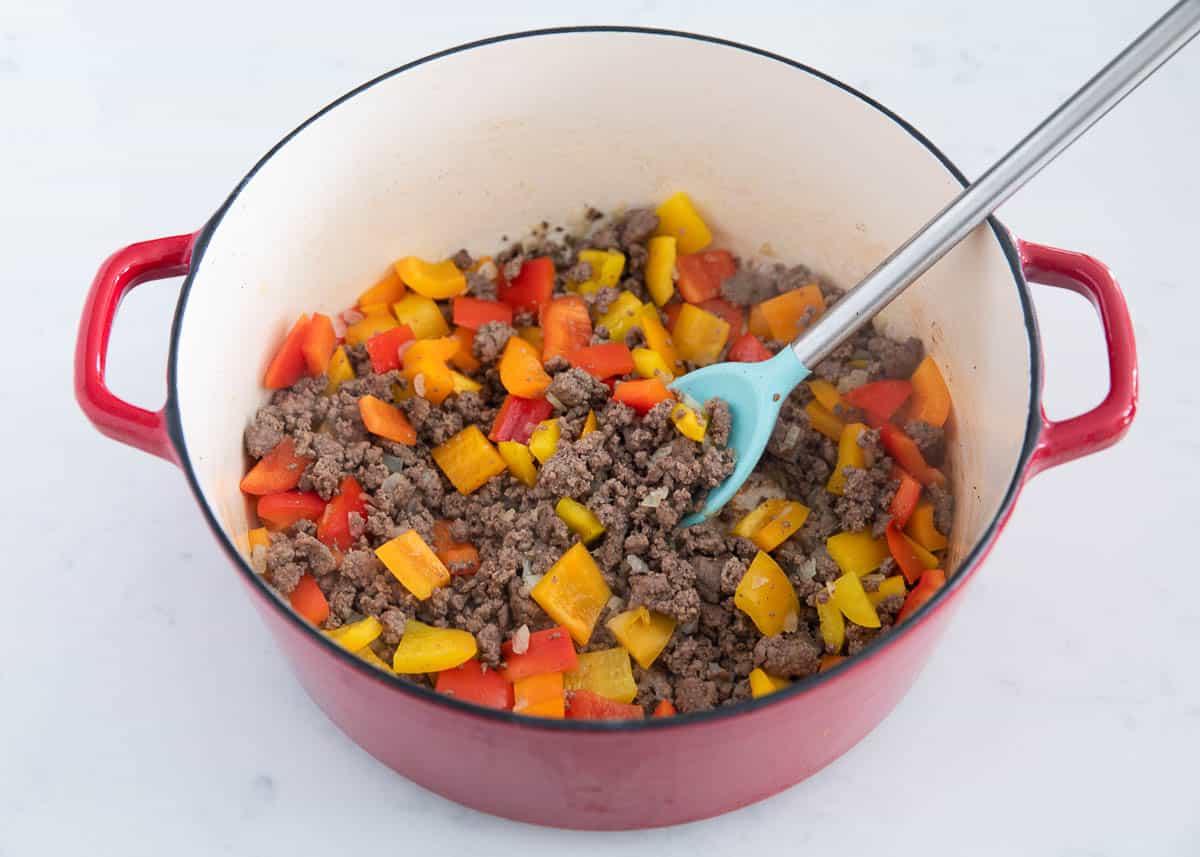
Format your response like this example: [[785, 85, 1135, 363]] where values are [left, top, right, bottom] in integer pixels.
[[3, 1, 1198, 853]]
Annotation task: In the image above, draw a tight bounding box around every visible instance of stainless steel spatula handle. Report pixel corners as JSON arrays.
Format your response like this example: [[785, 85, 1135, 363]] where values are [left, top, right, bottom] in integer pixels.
[[791, 0, 1200, 368]]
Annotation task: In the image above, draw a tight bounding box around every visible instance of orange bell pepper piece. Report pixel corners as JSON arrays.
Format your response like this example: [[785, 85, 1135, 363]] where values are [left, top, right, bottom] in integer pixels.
[[905, 500, 949, 551], [566, 342, 634, 380], [357, 265, 407, 307], [531, 543, 612, 645], [513, 671, 565, 718], [289, 574, 329, 625], [432, 520, 480, 576], [301, 313, 337, 376], [240, 436, 311, 495], [879, 424, 945, 486], [358, 395, 416, 445], [499, 336, 552, 397], [890, 469, 923, 528], [756, 285, 825, 341], [431, 425, 507, 495], [540, 296, 593, 363], [612, 378, 673, 415], [375, 529, 451, 600], [653, 699, 677, 717], [394, 256, 468, 299], [818, 654, 845, 673], [263, 314, 311, 389], [895, 568, 946, 623], [449, 327, 481, 374], [748, 303, 771, 339], [403, 336, 460, 405], [909, 355, 951, 427]]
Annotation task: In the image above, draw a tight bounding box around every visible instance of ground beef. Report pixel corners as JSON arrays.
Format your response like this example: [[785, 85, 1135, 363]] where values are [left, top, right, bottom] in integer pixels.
[[241, 205, 954, 715], [472, 321, 516, 364]]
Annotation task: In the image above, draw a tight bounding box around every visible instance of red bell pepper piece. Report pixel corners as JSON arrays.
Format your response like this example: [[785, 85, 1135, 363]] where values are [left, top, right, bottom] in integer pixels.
[[364, 324, 415, 374], [675, 250, 736, 303], [263, 314, 311, 389], [844, 380, 913, 427], [289, 574, 330, 625], [489, 395, 554, 443], [302, 313, 337, 376], [889, 469, 923, 527], [432, 520, 480, 576], [498, 256, 555, 315], [453, 296, 514, 330], [500, 626, 579, 682], [257, 491, 327, 530], [436, 659, 514, 710], [880, 424, 944, 486], [663, 302, 683, 331], [885, 521, 926, 585], [239, 436, 311, 495], [613, 378, 673, 415], [697, 297, 744, 334], [540, 296, 593, 363], [895, 568, 947, 623], [727, 332, 772, 363], [566, 342, 634, 380], [653, 699, 677, 717], [316, 476, 367, 551], [566, 689, 645, 720]]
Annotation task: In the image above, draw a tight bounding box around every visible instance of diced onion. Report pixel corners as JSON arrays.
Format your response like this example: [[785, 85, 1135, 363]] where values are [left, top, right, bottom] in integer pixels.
[[511, 624, 530, 655], [640, 486, 669, 508]]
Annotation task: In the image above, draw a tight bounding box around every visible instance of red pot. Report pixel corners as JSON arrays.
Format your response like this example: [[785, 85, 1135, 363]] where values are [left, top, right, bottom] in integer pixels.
[[74, 29, 1137, 829]]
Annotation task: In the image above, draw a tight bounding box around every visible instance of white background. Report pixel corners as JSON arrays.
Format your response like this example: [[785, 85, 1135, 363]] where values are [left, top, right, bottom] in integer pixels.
[[3, 1, 1198, 854]]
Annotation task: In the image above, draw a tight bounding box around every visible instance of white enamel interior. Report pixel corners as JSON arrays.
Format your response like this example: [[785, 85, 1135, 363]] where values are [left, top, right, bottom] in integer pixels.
[[175, 31, 1033, 577]]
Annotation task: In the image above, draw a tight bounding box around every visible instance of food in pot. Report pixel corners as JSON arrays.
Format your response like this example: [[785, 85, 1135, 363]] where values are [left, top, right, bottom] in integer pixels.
[[239, 193, 954, 718]]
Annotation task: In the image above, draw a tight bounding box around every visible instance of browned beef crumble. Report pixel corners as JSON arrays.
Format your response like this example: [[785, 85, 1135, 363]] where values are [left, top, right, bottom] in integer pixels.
[[243, 206, 954, 713]]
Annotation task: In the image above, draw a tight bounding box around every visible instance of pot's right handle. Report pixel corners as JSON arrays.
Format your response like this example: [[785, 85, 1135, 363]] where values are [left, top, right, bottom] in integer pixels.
[[1019, 239, 1138, 477], [74, 234, 196, 464]]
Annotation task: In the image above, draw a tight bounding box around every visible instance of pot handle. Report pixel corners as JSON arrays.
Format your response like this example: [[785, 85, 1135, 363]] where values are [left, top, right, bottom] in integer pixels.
[[74, 233, 197, 464], [1019, 239, 1138, 476]]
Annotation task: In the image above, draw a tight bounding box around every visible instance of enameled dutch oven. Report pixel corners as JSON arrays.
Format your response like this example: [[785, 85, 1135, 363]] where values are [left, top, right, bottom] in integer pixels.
[[74, 28, 1138, 830]]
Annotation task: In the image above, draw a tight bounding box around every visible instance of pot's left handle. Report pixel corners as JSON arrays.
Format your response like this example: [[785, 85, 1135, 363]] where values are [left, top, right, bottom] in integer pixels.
[[74, 233, 197, 464]]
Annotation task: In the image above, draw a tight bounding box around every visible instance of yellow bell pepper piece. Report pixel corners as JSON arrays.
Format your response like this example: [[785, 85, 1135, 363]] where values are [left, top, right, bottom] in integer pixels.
[[564, 647, 638, 703], [375, 529, 451, 600], [325, 615, 383, 652], [555, 498, 606, 545], [831, 572, 881, 628], [816, 597, 845, 653], [247, 527, 270, 552], [597, 291, 644, 341], [732, 499, 811, 552], [827, 422, 868, 495], [670, 402, 708, 442], [654, 192, 712, 255], [431, 425, 507, 495], [807, 379, 843, 412], [673, 303, 731, 367], [394, 256, 468, 299], [749, 667, 791, 698], [638, 304, 681, 372], [403, 336, 459, 406], [450, 371, 481, 394], [514, 671, 565, 718], [645, 235, 677, 306], [905, 501, 949, 551], [529, 419, 561, 464], [518, 325, 544, 352], [905, 532, 940, 570], [733, 551, 800, 636], [632, 347, 674, 383], [574, 249, 626, 294], [531, 543, 613, 645], [345, 311, 399, 347], [325, 345, 355, 394], [805, 400, 845, 442], [358, 266, 407, 308], [497, 440, 538, 487], [606, 606, 675, 669], [732, 499, 787, 539], [392, 293, 450, 339], [826, 530, 890, 577], [356, 644, 392, 672], [867, 574, 908, 608], [391, 619, 477, 673], [581, 409, 598, 438]]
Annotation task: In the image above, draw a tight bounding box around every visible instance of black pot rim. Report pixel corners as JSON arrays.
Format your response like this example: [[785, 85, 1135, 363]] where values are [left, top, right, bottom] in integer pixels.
[[164, 26, 1042, 732]]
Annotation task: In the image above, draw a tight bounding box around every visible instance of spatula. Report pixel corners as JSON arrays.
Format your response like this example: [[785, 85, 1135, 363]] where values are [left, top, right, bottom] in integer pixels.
[[674, 0, 1200, 527]]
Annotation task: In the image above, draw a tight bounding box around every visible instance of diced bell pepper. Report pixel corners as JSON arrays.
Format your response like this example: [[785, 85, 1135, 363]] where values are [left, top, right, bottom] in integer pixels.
[[391, 619, 477, 673], [431, 425, 507, 495], [605, 606, 675, 669], [733, 551, 800, 636], [563, 647, 638, 703], [530, 543, 612, 645], [555, 498, 606, 545], [654, 192, 712, 254], [394, 256, 467, 299]]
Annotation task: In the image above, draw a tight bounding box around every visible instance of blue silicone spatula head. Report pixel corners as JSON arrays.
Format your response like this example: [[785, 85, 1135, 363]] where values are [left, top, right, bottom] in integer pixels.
[[671, 347, 811, 527]]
